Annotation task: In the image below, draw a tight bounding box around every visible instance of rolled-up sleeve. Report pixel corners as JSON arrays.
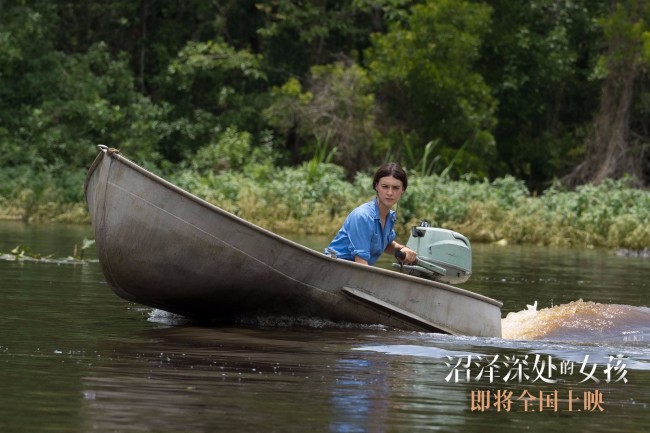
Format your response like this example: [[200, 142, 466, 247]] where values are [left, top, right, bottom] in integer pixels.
[[345, 211, 373, 261]]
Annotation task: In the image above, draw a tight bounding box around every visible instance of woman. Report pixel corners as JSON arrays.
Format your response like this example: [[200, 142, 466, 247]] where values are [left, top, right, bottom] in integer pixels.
[[325, 162, 417, 266]]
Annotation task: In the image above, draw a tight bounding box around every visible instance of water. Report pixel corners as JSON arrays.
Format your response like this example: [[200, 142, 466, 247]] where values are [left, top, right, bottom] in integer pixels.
[[1, 221, 649, 432]]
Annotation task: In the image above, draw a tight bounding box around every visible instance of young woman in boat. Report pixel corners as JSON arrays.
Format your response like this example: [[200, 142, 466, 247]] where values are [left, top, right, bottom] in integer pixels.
[[325, 162, 417, 266]]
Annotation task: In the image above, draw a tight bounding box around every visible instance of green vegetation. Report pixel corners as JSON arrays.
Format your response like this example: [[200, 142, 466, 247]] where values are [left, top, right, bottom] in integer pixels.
[[57, 153, 619, 251], [1, 145, 649, 249], [169, 160, 649, 250], [0, 1, 649, 249]]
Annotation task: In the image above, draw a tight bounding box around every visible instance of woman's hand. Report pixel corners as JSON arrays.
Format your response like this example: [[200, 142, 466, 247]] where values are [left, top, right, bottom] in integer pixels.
[[399, 246, 417, 265], [391, 242, 417, 265]]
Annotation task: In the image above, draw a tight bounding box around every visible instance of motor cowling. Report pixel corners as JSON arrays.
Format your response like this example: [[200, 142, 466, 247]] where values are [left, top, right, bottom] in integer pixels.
[[393, 221, 472, 284]]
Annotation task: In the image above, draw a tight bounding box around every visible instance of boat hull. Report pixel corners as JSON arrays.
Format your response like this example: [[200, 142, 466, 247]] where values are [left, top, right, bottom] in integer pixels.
[[85, 148, 502, 337]]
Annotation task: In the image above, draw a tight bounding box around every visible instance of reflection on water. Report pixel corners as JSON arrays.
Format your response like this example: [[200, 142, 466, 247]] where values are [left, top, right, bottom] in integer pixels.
[[329, 358, 390, 433], [77, 327, 474, 433], [75, 324, 650, 433], [1, 222, 649, 433]]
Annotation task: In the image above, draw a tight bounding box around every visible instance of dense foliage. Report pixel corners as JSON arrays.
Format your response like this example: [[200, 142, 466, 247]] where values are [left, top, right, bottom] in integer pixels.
[[163, 159, 650, 250], [0, 0, 649, 248]]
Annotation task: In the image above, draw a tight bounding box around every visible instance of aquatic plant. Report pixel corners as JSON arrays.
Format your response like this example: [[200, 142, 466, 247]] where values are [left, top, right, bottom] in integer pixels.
[[0, 237, 96, 264], [73, 238, 96, 261]]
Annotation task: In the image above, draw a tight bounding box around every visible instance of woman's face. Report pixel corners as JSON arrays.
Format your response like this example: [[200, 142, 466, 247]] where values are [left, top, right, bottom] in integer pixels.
[[375, 175, 405, 209]]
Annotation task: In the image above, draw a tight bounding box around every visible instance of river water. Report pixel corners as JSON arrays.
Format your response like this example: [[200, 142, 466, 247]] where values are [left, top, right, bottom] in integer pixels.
[[1, 221, 649, 432]]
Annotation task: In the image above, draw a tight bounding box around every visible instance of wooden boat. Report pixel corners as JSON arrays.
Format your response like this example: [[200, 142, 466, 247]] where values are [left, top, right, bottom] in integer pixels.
[[85, 146, 502, 337]]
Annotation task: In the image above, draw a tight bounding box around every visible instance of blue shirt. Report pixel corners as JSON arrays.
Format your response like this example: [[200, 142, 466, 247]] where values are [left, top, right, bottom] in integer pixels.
[[326, 198, 397, 265]]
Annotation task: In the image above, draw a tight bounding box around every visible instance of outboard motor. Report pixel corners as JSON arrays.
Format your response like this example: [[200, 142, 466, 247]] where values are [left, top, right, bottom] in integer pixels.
[[393, 220, 472, 285]]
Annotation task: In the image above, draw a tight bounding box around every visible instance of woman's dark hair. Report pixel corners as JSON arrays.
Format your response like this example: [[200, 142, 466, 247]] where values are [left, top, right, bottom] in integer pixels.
[[372, 162, 408, 191]]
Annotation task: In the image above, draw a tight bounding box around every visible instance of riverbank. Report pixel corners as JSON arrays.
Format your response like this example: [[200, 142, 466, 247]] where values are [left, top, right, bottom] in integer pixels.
[[0, 202, 89, 225], [1, 167, 648, 251]]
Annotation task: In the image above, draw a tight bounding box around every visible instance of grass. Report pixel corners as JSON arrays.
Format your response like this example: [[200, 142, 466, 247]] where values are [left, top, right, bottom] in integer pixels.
[[1, 161, 648, 250]]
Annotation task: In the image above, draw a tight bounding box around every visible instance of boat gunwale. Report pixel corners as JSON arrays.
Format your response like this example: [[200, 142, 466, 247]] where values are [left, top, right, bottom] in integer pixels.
[[85, 148, 503, 309]]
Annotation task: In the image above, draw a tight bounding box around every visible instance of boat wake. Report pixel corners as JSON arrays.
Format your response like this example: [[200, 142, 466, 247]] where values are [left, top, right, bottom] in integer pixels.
[[147, 309, 390, 330], [237, 316, 390, 330], [148, 300, 650, 344], [502, 299, 650, 343], [148, 309, 192, 326]]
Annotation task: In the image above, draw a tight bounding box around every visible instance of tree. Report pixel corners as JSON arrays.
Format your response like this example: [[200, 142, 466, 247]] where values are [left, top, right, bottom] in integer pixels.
[[0, 1, 182, 169], [565, 0, 650, 187], [0, 2, 59, 166], [157, 38, 269, 161], [264, 61, 380, 174], [366, 0, 497, 177], [480, 0, 607, 190], [256, 0, 374, 77]]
